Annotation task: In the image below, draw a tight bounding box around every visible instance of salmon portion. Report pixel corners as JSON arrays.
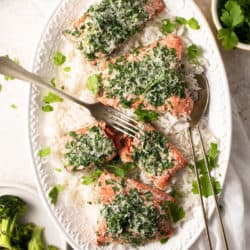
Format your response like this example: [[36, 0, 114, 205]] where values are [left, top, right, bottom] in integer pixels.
[[58, 121, 117, 171], [97, 172, 174, 245], [118, 126, 188, 189], [63, 0, 164, 61], [97, 35, 193, 117]]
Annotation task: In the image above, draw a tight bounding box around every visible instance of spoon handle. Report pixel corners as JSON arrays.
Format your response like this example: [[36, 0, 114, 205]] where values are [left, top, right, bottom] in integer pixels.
[[0, 56, 91, 108], [188, 127, 213, 250], [198, 126, 229, 250]]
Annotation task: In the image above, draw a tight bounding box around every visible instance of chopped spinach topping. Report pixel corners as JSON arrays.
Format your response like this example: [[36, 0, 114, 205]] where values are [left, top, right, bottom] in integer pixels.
[[103, 45, 186, 107], [132, 130, 173, 175], [101, 188, 168, 245], [64, 126, 115, 171], [65, 0, 149, 60]]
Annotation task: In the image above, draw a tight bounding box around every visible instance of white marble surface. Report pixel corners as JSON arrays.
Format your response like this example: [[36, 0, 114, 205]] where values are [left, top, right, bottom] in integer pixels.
[[195, 0, 250, 139]]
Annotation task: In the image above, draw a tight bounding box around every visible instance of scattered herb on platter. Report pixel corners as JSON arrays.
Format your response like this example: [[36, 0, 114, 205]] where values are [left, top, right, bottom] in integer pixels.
[[10, 104, 17, 109], [86, 74, 102, 95], [217, 0, 250, 50], [105, 162, 137, 178], [187, 44, 201, 63], [42, 104, 54, 112], [41, 92, 63, 112], [160, 238, 169, 244], [63, 66, 71, 72], [53, 51, 66, 66], [134, 105, 159, 122], [82, 169, 103, 185], [43, 92, 63, 104], [55, 168, 62, 173], [166, 201, 185, 223], [161, 16, 200, 35], [50, 77, 56, 87], [38, 147, 51, 157], [191, 143, 222, 197], [48, 184, 63, 205]]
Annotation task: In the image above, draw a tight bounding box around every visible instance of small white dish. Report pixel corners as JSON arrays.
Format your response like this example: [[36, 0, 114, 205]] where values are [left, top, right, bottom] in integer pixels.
[[211, 0, 250, 51], [0, 182, 67, 249]]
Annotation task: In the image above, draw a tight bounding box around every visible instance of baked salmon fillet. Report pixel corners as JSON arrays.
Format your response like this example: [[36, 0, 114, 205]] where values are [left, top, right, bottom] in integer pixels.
[[96, 172, 174, 246], [58, 121, 117, 171], [117, 125, 188, 189], [63, 0, 164, 61], [93, 35, 193, 116]]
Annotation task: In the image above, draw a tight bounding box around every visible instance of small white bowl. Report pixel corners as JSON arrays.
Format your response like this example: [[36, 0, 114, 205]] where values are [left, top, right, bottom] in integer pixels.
[[211, 0, 250, 51]]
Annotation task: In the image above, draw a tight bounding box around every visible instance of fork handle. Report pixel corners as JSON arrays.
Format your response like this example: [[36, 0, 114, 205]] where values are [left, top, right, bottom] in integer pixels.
[[0, 56, 91, 108]]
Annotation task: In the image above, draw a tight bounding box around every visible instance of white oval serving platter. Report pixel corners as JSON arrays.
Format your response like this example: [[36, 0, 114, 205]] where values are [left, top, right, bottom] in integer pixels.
[[29, 0, 232, 249]]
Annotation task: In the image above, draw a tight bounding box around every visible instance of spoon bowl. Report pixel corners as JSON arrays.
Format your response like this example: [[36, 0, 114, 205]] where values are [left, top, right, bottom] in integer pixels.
[[190, 74, 210, 127]]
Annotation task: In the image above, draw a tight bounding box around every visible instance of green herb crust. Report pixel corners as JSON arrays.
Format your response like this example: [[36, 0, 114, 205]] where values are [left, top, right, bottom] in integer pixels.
[[64, 0, 154, 60], [132, 130, 174, 175], [64, 125, 116, 171], [100, 188, 169, 245], [102, 45, 186, 107]]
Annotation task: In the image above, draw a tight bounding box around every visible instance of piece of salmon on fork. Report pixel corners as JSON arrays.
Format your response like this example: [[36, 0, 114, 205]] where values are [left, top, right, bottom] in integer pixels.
[[63, 0, 165, 62], [96, 172, 175, 246]]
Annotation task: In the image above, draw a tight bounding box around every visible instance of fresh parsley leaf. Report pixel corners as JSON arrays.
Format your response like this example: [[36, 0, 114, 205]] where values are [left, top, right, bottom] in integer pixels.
[[120, 98, 133, 108], [48, 246, 59, 250], [161, 19, 176, 34], [42, 104, 54, 112], [48, 185, 63, 205], [55, 168, 62, 173], [191, 143, 221, 197], [187, 44, 201, 61], [38, 147, 51, 157], [175, 16, 187, 24], [43, 92, 63, 104], [170, 189, 183, 200], [217, 28, 239, 50], [53, 51, 66, 66], [86, 74, 102, 95], [192, 176, 221, 198], [4, 75, 15, 81], [105, 162, 136, 178], [10, 104, 17, 109], [134, 105, 159, 122], [50, 77, 56, 87], [63, 66, 71, 72], [82, 169, 103, 185], [160, 238, 169, 244], [166, 201, 185, 223], [221, 1, 244, 28], [188, 18, 200, 30]]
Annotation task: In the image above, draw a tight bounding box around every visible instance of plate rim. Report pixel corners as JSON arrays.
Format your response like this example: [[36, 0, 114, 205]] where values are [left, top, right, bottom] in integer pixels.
[[28, 0, 232, 249]]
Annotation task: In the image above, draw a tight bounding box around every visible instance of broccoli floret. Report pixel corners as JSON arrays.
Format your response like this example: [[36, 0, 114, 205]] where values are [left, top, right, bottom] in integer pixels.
[[47, 245, 58, 250], [12, 223, 34, 249], [28, 226, 46, 250], [0, 195, 26, 250]]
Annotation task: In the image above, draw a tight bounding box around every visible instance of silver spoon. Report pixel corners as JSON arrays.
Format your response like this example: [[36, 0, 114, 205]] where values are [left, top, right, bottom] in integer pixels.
[[189, 74, 228, 250]]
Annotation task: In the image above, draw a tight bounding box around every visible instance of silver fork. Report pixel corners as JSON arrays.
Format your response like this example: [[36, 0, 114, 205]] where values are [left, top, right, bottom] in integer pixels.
[[0, 56, 143, 137]]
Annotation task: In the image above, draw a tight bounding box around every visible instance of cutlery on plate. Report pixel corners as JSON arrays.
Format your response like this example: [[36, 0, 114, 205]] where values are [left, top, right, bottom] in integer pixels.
[[0, 56, 143, 137], [188, 74, 229, 250]]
